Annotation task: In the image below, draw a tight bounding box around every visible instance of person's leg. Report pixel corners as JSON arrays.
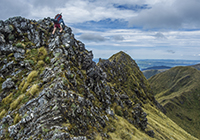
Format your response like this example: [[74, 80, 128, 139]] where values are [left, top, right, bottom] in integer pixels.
[[59, 25, 63, 33], [52, 27, 57, 35]]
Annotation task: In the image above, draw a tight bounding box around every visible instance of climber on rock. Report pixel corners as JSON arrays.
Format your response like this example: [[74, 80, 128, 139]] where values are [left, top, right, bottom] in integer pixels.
[[51, 13, 65, 37]]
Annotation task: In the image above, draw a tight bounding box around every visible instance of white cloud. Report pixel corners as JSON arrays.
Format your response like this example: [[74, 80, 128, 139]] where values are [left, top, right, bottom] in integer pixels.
[[129, 0, 200, 29], [79, 33, 107, 42], [75, 28, 200, 59], [153, 32, 167, 39]]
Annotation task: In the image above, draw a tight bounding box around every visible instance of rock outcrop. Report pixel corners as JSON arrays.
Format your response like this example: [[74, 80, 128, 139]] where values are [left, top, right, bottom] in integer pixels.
[[0, 16, 168, 140]]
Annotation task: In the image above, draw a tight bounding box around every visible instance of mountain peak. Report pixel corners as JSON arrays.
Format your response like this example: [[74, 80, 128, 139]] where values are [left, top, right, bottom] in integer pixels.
[[109, 51, 132, 62]]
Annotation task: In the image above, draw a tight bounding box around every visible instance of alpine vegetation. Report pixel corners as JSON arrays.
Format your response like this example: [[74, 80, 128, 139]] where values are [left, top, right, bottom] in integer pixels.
[[0, 16, 198, 140]]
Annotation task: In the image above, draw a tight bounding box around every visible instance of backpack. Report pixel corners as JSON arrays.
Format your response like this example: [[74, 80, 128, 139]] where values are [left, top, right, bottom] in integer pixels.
[[54, 14, 62, 23]]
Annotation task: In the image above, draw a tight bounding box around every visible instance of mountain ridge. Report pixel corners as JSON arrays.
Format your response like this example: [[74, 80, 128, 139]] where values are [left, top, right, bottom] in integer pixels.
[[148, 66, 200, 139], [0, 16, 198, 140]]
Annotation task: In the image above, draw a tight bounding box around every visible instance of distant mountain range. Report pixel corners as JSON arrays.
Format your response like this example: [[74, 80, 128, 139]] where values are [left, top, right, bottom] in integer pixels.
[[94, 59, 200, 71], [142, 66, 171, 71], [191, 63, 200, 70], [136, 59, 200, 70]]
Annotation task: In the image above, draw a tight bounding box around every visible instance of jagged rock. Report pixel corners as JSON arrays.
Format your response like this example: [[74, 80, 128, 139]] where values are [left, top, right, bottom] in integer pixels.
[[146, 130, 155, 138], [49, 36, 61, 51], [52, 132, 70, 140], [71, 136, 87, 140], [2, 78, 14, 90], [0, 44, 14, 54], [0, 33, 5, 44], [0, 16, 167, 140], [120, 94, 129, 100], [2, 115, 13, 125], [14, 53, 24, 61]]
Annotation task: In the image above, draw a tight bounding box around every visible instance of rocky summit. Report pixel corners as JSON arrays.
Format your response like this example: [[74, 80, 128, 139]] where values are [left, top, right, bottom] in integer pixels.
[[0, 16, 198, 140]]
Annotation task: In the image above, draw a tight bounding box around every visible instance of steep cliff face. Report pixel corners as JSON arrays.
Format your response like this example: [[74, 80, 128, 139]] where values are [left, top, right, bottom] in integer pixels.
[[0, 17, 198, 140]]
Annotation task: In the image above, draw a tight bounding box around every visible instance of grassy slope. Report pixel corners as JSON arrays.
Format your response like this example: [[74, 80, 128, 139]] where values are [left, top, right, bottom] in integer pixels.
[[98, 52, 198, 140], [148, 66, 200, 139], [96, 103, 197, 140]]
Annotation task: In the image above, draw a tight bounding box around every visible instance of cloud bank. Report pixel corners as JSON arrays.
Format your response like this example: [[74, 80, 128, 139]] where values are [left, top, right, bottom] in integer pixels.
[[129, 0, 200, 29]]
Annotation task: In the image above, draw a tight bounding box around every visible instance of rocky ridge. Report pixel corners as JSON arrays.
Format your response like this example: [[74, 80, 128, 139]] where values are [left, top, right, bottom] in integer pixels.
[[0, 16, 190, 140]]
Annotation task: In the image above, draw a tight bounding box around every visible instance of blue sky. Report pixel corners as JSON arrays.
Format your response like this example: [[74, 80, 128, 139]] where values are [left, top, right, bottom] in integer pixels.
[[1, 0, 200, 60]]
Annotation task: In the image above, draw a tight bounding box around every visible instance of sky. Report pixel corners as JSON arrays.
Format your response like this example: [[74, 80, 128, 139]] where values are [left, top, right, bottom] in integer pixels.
[[1, 0, 200, 60]]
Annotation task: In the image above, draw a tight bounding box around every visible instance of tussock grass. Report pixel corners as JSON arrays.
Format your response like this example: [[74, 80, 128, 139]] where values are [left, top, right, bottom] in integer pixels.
[[143, 104, 198, 140], [0, 109, 6, 119], [21, 82, 29, 93], [10, 94, 24, 111], [38, 47, 47, 61], [27, 70, 38, 83], [26, 84, 39, 96], [14, 114, 21, 124], [107, 115, 151, 140], [2, 93, 13, 105], [37, 60, 45, 67], [19, 79, 25, 90]]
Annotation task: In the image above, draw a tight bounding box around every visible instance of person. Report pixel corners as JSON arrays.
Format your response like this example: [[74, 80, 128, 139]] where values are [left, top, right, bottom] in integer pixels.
[[51, 13, 65, 37]]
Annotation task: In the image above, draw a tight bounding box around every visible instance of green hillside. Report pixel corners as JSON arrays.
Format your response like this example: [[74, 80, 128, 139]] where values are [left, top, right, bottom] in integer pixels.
[[149, 66, 200, 139], [98, 52, 197, 140]]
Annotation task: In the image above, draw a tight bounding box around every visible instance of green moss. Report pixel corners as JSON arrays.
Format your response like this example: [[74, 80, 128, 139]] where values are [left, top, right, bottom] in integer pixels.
[[21, 95, 30, 104], [16, 42, 24, 48], [61, 63, 65, 70], [26, 60, 35, 66], [115, 105, 123, 117], [71, 103, 77, 111], [0, 77, 5, 83], [25, 42, 33, 47], [78, 87, 85, 95], [25, 49, 38, 64], [54, 53, 61, 57], [45, 56, 50, 63], [42, 127, 50, 134], [8, 34, 15, 41], [9, 24, 14, 31]]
